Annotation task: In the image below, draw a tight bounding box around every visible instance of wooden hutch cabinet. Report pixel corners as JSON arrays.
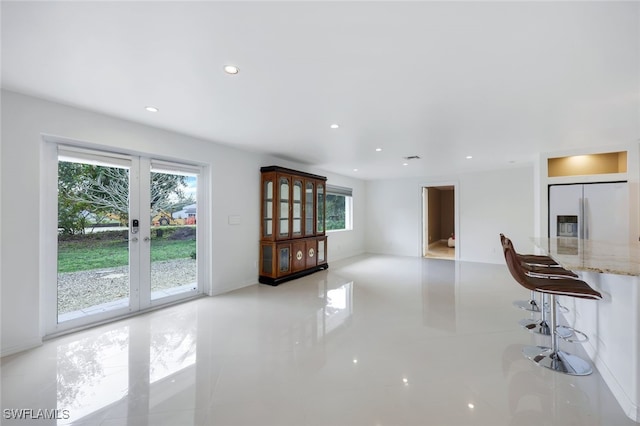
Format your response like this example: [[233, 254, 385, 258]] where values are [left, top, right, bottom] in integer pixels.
[[259, 166, 328, 285]]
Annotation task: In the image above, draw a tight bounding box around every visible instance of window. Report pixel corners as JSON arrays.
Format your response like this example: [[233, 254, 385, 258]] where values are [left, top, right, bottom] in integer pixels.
[[326, 185, 353, 231]]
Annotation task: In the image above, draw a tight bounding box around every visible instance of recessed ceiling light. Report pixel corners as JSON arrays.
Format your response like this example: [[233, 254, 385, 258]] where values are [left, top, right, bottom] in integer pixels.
[[330, 124, 339, 129], [466, 155, 473, 159], [145, 106, 159, 113], [375, 148, 382, 152], [224, 65, 239, 74], [353, 168, 358, 172], [402, 162, 409, 166]]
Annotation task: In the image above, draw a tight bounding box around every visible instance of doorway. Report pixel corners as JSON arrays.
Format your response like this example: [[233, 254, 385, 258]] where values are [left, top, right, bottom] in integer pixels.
[[44, 143, 206, 335], [422, 185, 456, 260]]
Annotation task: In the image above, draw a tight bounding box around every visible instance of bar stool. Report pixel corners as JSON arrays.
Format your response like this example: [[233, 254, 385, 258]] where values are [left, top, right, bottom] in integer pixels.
[[501, 236, 602, 375], [501, 236, 582, 340], [500, 235, 576, 334], [499, 234, 573, 313]]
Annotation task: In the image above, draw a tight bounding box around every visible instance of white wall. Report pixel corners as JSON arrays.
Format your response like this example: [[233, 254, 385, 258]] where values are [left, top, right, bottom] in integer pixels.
[[0, 90, 365, 356], [365, 166, 535, 264], [459, 167, 535, 262], [364, 178, 422, 257]]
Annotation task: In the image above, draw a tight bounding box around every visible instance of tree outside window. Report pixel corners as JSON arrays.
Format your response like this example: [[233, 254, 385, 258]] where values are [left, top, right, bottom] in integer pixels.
[[326, 185, 353, 231]]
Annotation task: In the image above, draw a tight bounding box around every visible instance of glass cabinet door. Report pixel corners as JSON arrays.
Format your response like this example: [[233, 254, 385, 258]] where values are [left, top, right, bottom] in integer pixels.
[[278, 245, 290, 274], [317, 239, 326, 263], [278, 176, 290, 238], [292, 179, 302, 237], [261, 244, 273, 275], [305, 181, 314, 236], [317, 183, 325, 234], [263, 179, 273, 238]]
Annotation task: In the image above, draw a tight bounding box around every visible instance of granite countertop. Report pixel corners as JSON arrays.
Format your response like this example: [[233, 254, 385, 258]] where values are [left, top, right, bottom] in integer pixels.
[[531, 237, 640, 276]]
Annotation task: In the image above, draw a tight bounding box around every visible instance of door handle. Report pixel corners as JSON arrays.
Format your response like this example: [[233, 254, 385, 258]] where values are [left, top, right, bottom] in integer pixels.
[[584, 198, 589, 240], [131, 237, 138, 242], [578, 197, 584, 239]]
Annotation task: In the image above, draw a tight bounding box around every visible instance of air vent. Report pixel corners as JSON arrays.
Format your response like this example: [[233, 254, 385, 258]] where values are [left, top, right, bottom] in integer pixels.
[[403, 155, 421, 160]]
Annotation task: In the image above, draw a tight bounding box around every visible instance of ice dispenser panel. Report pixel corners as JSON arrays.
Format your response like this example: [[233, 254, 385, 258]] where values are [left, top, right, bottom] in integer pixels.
[[557, 215, 578, 237]]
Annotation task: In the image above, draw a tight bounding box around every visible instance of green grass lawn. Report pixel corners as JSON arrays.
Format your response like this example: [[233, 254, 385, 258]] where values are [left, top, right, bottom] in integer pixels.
[[58, 232, 196, 273]]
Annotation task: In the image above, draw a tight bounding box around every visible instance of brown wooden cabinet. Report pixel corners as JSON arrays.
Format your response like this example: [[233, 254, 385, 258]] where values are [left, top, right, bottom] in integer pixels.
[[259, 166, 328, 285]]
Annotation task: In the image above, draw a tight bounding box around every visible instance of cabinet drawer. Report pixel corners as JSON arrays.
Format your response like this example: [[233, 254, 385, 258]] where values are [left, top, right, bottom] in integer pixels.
[[305, 240, 317, 269], [292, 241, 306, 273]]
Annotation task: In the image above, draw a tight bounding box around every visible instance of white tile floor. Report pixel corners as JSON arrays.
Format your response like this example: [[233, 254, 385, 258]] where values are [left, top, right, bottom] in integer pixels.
[[1, 254, 637, 425]]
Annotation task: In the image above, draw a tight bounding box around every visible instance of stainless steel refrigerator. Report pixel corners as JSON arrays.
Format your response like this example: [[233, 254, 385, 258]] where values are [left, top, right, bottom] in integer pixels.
[[548, 182, 629, 241]]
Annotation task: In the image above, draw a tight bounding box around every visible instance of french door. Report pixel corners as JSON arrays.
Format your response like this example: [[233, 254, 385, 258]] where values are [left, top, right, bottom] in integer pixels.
[[46, 144, 205, 335]]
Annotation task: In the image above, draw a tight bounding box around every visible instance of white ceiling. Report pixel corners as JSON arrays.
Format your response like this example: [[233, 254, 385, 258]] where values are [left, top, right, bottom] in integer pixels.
[[2, 1, 639, 180]]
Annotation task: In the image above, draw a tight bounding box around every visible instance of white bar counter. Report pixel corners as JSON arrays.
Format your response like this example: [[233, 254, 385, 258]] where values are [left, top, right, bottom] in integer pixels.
[[532, 237, 640, 422]]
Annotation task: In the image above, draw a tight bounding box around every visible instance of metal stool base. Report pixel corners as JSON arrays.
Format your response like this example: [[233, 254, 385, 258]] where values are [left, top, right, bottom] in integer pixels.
[[542, 300, 570, 314], [557, 326, 589, 343], [513, 299, 541, 312], [519, 319, 573, 339], [522, 345, 593, 376]]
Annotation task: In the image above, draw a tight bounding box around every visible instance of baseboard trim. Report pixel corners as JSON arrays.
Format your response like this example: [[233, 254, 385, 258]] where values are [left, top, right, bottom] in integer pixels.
[[1, 337, 43, 358]]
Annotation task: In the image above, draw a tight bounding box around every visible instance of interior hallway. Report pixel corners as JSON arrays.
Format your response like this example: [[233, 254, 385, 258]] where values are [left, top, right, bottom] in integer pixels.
[[1, 255, 634, 425], [425, 240, 455, 260]]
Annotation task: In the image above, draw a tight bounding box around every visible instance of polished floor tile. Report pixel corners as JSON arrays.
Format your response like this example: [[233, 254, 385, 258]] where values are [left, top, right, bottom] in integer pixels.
[[1, 255, 636, 425]]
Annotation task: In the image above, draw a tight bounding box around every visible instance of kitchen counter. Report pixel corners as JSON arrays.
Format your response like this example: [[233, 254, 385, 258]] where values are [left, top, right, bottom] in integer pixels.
[[531, 237, 640, 276], [532, 237, 640, 423]]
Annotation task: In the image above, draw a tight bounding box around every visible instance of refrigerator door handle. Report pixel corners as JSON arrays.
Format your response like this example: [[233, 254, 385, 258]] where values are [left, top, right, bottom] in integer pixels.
[[584, 197, 589, 240], [578, 197, 584, 239]]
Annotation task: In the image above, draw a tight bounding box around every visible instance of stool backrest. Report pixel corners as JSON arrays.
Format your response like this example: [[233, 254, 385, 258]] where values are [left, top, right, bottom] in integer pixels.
[[500, 235, 537, 292]]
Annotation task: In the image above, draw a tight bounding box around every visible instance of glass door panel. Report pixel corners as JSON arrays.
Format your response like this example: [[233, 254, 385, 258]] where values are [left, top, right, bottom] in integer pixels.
[[278, 245, 290, 274], [305, 181, 314, 236], [292, 179, 302, 237], [317, 183, 325, 233], [263, 180, 273, 237], [318, 239, 326, 263], [278, 177, 290, 238], [149, 168, 198, 301], [57, 157, 131, 323], [51, 147, 204, 333], [261, 244, 273, 275]]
